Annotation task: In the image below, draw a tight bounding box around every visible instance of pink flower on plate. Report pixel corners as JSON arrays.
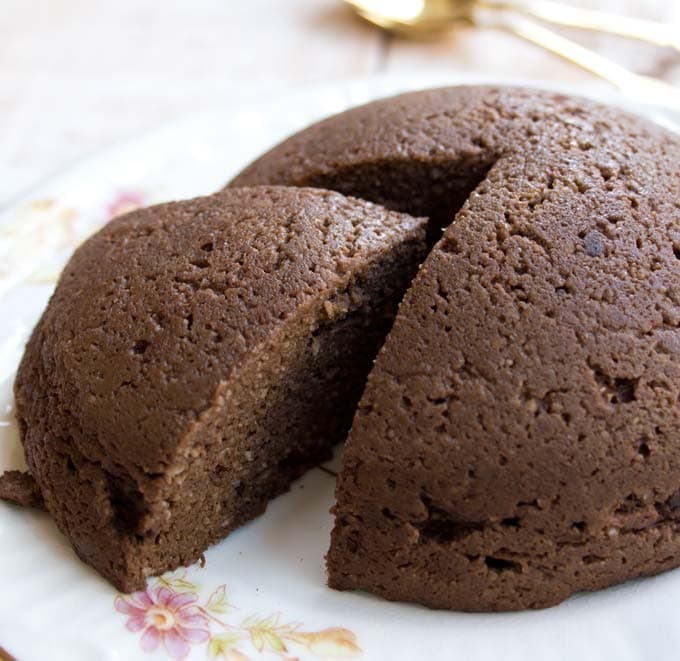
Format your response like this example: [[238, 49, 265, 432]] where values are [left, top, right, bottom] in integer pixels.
[[115, 586, 210, 658], [107, 191, 145, 220]]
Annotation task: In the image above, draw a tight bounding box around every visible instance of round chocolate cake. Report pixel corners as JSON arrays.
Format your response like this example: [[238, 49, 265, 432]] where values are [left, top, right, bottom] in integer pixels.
[[3, 86, 680, 611], [232, 86, 680, 610], [3, 186, 426, 591]]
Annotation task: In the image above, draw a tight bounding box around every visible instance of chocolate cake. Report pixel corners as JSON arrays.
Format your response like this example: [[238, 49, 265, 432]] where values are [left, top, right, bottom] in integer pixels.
[[231, 86, 680, 610], [0, 470, 44, 509], [1, 186, 426, 592]]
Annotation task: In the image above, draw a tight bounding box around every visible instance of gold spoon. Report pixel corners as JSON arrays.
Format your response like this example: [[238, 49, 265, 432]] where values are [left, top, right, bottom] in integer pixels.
[[345, 0, 680, 49], [345, 0, 680, 113]]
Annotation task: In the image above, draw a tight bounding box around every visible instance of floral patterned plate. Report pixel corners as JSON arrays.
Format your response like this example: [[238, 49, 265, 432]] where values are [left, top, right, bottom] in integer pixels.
[[0, 74, 678, 661]]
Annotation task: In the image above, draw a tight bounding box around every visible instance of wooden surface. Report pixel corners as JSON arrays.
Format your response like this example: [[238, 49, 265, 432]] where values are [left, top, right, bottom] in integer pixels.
[[0, 646, 15, 661], [1, 0, 679, 209]]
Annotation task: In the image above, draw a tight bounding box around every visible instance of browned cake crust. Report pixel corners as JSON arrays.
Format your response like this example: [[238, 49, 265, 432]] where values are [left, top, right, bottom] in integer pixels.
[[231, 86, 680, 610], [10, 186, 426, 592], [0, 470, 44, 509]]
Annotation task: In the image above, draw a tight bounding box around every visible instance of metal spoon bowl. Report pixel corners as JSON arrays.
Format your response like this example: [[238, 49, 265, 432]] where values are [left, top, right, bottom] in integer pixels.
[[344, 0, 680, 113], [345, 0, 680, 50], [346, 0, 474, 36]]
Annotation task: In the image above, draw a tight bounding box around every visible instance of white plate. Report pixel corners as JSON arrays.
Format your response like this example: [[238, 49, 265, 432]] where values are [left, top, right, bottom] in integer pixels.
[[1, 73, 679, 661]]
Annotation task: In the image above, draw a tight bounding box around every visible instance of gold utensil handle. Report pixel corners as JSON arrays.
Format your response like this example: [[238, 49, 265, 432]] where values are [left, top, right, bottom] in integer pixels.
[[486, 0, 680, 52], [504, 15, 680, 114]]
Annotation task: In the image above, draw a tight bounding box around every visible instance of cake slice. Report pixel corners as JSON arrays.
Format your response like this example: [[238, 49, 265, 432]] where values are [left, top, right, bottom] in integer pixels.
[[2, 186, 426, 591]]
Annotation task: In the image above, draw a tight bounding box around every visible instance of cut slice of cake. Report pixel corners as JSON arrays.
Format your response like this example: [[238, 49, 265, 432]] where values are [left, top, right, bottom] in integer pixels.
[[2, 186, 426, 591]]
